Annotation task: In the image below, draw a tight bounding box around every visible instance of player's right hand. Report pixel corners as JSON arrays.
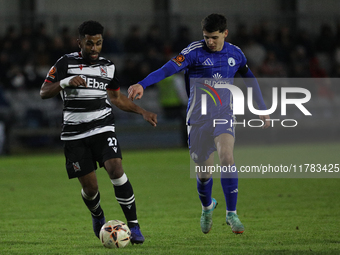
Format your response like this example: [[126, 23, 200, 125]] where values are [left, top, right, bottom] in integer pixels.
[[69, 76, 87, 87], [128, 84, 144, 101]]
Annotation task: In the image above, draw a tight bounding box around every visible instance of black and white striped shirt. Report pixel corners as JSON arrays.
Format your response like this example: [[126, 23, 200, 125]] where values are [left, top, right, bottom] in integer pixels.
[[45, 52, 119, 140]]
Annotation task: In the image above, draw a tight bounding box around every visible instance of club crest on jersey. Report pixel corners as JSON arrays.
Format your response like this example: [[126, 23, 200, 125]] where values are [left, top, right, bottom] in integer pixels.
[[228, 57, 236, 67], [100, 66, 108, 77]]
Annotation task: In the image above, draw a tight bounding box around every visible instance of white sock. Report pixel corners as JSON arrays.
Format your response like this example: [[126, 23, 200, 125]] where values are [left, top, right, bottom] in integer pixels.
[[81, 189, 98, 200], [202, 200, 214, 211], [227, 210, 237, 215]]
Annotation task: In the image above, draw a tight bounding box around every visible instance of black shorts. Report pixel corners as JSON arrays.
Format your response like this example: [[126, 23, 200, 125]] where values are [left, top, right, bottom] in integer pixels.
[[64, 131, 122, 179]]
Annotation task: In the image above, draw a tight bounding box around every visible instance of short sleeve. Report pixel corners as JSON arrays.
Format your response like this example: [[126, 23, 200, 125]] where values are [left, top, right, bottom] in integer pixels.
[[45, 56, 68, 83], [106, 68, 120, 91]]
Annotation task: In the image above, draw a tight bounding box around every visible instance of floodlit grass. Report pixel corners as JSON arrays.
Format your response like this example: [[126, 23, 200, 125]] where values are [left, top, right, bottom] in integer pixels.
[[1, 143, 340, 254]]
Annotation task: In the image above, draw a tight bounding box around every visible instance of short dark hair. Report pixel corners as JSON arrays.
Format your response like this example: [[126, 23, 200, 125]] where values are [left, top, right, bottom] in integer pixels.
[[201, 14, 227, 33], [78, 20, 104, 38]]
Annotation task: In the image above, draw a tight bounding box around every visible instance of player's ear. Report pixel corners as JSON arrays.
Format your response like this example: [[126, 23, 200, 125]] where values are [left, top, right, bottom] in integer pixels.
[[224, 29, 229, 39], [77, 38, 82, 49]]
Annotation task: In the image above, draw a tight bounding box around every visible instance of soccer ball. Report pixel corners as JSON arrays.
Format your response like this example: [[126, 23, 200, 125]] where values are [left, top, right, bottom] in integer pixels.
[[99, 220, 131, 248]]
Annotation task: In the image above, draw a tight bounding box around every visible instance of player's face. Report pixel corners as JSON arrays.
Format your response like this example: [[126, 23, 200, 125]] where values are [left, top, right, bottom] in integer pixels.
[[78, 34, 103, 63], [203, 30, 228, 52]]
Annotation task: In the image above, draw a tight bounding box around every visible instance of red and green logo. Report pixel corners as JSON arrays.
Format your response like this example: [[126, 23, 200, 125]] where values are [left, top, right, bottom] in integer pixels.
[[200, 83, 222, 106]]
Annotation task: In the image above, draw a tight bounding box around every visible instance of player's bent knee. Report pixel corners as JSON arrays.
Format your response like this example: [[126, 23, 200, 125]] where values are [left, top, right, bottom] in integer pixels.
[[219, 154, 234, 166], [104, 158, 124, 179]]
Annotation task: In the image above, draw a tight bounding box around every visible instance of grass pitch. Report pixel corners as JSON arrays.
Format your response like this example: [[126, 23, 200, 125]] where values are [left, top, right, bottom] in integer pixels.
[[0, 142, 340, 254]]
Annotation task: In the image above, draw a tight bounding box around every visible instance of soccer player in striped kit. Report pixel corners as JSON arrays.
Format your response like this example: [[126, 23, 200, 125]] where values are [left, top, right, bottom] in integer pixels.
[[40, 20, 157, 244], [128, 14, 270, 234]]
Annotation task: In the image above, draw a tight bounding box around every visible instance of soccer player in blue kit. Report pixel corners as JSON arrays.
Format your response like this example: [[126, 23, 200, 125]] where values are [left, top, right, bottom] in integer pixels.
[[128, 14, 270, 234]]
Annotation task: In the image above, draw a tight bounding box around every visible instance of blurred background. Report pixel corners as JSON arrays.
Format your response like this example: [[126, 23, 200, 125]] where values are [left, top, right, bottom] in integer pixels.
[[0, 0, 340, 154]]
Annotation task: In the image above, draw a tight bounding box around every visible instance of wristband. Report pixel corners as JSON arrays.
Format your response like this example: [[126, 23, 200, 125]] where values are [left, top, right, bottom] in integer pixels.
[[59, 76, 76, 89]]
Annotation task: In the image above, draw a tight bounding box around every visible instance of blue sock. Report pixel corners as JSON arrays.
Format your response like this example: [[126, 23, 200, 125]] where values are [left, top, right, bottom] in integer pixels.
[[197, 176, 213, 207], [221, 164, 238, 211]]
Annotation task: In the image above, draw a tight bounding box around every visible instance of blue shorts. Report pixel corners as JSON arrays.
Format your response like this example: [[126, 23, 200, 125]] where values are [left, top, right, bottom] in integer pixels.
[[188, 116, 235, 163]]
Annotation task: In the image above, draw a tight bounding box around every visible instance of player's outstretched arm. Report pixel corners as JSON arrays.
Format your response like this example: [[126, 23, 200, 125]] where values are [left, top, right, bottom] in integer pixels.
[[127, 61, 180, 101], [108, 89, 157, 127], [128, 84, 144, 101]]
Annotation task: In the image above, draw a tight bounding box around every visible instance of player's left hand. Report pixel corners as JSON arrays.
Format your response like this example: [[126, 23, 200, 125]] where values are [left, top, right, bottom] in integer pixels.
[[260, 115, 270, 129], [142, 111, 157, 127]]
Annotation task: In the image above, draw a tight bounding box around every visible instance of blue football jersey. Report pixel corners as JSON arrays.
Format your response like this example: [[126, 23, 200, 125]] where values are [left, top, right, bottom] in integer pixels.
[[169, 40, 247, 125]]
